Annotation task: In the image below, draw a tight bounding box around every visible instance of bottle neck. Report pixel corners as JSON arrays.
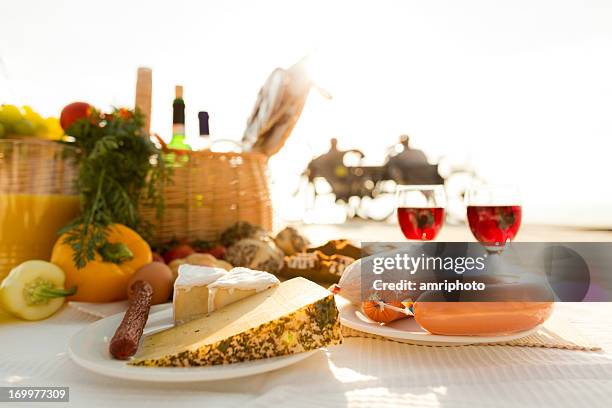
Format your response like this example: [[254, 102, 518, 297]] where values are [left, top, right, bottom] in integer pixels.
[[172, 123, 185, 137], [173, 98, 185, 125], [169, 94, 191, 151], [198, 111, 210, 137]]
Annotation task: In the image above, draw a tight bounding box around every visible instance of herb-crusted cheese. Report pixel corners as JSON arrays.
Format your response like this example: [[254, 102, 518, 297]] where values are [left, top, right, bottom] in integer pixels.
[[130, 277, 342, 367]]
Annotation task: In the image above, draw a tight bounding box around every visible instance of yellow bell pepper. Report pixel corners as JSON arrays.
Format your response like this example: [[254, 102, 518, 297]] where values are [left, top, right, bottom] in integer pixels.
[[51, 224, 152, 303], [0, 260, 76, 321]]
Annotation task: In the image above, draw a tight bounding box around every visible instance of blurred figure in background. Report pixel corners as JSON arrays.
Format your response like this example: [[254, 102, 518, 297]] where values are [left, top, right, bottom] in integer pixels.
[[395, 134, 428, 166], [320, 138, 345, 168], [309, 138, 364, 178], [306, 138, 365, 202], [386, 134, 441, 185]]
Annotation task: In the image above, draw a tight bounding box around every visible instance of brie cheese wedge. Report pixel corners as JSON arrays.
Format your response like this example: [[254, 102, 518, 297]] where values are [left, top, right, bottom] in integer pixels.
[[173, 264, 227, 325]]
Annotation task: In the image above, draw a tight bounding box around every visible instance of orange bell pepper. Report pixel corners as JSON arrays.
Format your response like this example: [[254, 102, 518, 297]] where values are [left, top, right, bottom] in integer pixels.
[[51, 224, 152, 302]]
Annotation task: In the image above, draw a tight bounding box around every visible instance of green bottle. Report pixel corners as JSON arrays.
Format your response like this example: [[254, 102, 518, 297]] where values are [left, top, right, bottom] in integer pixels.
[[168, 85, 191, 150]]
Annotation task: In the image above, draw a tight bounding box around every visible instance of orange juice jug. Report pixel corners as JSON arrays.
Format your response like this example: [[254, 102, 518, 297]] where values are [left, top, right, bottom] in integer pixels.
[[0, 140, 79, 281]]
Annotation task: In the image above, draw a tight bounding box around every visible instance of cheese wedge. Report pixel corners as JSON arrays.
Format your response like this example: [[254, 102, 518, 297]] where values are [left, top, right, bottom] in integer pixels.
[[130, 277, 342, 367], [173, 265, 227, 325], [207, 267, 279, 314]]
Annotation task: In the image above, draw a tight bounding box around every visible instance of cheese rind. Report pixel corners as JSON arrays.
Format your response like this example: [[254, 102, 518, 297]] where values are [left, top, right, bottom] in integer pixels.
[[130, 277, 342, 367], [208, 267, 280, 292], [175, 264, 226, 289], [207, 267, 280, 313]]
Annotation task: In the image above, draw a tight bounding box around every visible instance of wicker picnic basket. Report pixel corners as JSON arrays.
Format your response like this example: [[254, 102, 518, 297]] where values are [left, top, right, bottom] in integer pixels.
[[138, 61, 313, 244], [0, 139, 77, 196], [140, 149, 272, 243]]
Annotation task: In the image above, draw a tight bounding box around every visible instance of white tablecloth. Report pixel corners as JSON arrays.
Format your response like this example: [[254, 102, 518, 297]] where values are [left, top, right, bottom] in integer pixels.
[[1, 303, 611, 408]]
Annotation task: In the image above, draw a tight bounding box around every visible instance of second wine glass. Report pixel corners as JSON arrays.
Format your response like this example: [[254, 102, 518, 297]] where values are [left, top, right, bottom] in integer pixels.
[[466, 185, 522, 252]]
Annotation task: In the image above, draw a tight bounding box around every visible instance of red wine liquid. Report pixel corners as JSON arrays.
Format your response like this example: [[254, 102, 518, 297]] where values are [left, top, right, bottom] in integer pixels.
[[397, 207, 445, 240], [467, 205, 522, 247]]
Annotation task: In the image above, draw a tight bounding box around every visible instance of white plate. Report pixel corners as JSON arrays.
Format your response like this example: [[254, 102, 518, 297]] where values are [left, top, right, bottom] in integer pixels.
[[336, 296, 541, 346], [69, 308, 318, 382]]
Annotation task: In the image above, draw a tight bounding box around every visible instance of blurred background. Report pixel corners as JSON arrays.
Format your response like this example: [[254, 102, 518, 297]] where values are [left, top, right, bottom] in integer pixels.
[[1, 0, 611, 228]]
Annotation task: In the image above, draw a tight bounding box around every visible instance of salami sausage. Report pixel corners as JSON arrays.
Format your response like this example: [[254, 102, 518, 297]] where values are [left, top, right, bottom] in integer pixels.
[[414, 283, 554, 336], [109, 280, 153, 360]]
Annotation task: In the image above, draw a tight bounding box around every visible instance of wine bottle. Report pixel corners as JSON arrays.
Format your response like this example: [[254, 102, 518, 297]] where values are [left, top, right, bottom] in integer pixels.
[[168, 85, 191, 150], [195, 111, 211, 150]]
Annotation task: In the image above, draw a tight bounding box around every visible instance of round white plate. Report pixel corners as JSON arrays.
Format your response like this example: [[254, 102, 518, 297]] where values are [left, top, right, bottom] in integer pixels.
[[336, 296, 541, 346], [69, 308, 318, 382]]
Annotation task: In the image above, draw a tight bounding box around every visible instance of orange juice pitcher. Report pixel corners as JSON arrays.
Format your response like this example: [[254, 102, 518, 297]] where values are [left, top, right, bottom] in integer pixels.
[[0, 140, 80, 281]]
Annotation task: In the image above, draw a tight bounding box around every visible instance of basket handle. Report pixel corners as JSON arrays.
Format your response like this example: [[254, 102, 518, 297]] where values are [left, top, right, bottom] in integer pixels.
[[151, 133, 170, 153]]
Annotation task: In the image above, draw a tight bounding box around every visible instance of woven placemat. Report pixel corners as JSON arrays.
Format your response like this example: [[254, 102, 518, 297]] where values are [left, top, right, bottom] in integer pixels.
[[341, 314, 601, 351]]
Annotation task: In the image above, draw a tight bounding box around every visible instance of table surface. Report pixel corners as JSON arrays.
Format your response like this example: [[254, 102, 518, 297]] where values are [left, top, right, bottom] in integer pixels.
[[1, 222, 612, 408]]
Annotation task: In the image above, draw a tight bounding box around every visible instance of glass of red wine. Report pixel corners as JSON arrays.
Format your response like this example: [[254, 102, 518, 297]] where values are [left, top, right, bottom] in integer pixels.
[[466, 185, 522, 252], [396, 185, 446, 241]]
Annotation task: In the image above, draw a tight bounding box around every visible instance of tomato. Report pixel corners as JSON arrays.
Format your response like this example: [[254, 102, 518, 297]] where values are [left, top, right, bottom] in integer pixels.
[[362, 300, 406, 324]]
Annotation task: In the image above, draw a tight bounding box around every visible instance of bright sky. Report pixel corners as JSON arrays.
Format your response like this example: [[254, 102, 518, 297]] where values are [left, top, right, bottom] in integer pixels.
[[1, 0, 611, 227]]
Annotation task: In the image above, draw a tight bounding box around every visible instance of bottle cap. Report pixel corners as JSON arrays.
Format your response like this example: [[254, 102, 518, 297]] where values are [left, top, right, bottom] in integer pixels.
[[198, 111, 210, 136], [175, 85, 183, 99]]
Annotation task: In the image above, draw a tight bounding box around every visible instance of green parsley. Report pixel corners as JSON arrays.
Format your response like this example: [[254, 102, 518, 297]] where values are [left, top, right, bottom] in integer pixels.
[[60, 108, 170, 268]]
